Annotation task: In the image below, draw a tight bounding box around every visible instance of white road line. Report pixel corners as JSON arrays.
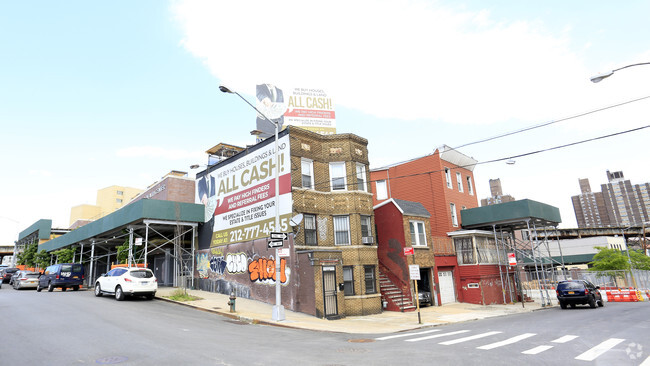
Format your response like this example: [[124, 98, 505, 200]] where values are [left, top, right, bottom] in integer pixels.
[[552, 335, 579, 343], [405, 330, 470, 342], [375, 329, 440, 341], [439, 331, 502, 345], [477, 333, 536, 350], [574, 338, 625, 361], [639, 355, 650, 366], [522, 345, 554, 355]]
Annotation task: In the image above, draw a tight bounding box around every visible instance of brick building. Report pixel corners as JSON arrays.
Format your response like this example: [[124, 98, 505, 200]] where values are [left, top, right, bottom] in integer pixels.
[[370, 146, 479, 305], [194, 126, 380, 319]]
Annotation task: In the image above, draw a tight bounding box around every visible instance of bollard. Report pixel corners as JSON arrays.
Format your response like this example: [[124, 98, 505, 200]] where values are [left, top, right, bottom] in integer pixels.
[[228, 290, 236, 312]]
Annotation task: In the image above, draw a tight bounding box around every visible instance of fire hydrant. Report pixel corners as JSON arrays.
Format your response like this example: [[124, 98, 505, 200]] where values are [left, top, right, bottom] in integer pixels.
[[228, 290, 236, 313]]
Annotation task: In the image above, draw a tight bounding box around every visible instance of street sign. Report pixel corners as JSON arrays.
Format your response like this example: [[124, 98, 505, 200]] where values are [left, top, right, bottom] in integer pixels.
[[403, 247, 414, 256], [268, 240, 284, 248], [270, 232, 288, 241], [409, 264, 420, 280], [278, 248, 290, 257], [508, 253, 517, 266]]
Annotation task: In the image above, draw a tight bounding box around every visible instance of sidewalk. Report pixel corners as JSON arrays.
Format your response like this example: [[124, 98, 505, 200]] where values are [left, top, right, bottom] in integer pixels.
[[155, 287, 549, 334]]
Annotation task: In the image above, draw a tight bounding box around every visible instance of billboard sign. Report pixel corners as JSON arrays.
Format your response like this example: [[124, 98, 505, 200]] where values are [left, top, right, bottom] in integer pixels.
[[255, 83, 335, 139], [196, 133, 292, 247]]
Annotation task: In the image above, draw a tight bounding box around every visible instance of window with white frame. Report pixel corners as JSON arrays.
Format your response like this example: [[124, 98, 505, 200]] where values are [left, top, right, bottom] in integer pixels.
[[456, 172, 463, 192], [343, 266, 354, 295], [333, 215, 351, 245], [356, 163, 367, 192], [445, 168, 452, 188], [409, 220, 427, 247], [301, 159, 314, 189], [466, 176, 474, 195], [450, 203, 458, 227], [360, 215, 371, 237], [454, 237, 475, 265], [376, 180, 388, 200], [330, 162, 347, 191], [304, 214, 317, 245], [364, 265, 376, 294]]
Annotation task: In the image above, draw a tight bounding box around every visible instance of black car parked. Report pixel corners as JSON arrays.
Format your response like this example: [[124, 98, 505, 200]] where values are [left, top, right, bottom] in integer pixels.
[[556, 280, 604, 309], [1, 267, 19, 284]]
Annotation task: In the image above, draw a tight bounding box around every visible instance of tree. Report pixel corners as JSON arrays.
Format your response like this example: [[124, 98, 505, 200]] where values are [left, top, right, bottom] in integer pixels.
[[34, 250, 51, 270], [588, 247, 629, 271], [52, 246, 76, 264], [630, 250, 650, 270], [115, 239, 143, 265], [17, 242, 38, 268]]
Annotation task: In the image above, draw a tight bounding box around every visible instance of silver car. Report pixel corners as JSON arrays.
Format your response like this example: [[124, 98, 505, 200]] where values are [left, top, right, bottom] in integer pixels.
[[13, 271, 40, 290]]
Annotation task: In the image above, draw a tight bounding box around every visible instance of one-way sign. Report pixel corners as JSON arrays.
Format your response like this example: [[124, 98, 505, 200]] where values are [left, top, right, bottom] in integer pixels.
[[270, 232, 288, 240], [268, 240, 284, 248]]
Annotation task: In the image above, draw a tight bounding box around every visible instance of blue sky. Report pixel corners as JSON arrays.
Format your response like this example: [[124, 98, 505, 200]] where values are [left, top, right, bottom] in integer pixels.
[[2, 0, 650, 245]]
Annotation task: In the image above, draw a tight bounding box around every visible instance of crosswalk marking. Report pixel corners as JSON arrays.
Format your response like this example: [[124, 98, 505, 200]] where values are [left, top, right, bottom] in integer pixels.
[[406, 330, 470, 342], [552, 335, 579, 343], [477, 333, 536, 350], [522, 345, 554, 355], [439, 331, 502, 345], [375, 329, 440, 341], [574, 338, 625, 361], [640, 355, 650, 366]]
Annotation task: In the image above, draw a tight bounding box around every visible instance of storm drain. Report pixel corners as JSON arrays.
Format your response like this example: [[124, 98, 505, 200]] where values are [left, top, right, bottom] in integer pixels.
[[95, 356, 129, 364]]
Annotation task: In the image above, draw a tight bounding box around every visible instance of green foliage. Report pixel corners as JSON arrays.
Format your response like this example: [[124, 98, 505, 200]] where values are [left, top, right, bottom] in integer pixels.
[[166, 288, 201, 302], [17, 242, 38, 268], [115, 237, 143, 264], [630, 250, 650, 270], [34, 250, 51, 270], [52, 246, 76, 264], [589, 246, 650, 271]]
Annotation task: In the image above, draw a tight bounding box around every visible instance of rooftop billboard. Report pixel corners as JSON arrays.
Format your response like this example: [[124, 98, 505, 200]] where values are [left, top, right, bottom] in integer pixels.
[[255, 83, 335, 139]]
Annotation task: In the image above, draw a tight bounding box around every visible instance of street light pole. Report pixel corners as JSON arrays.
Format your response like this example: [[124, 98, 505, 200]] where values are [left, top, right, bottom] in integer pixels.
[[219, 85, 285, 321], [590, 61, 650, 83]]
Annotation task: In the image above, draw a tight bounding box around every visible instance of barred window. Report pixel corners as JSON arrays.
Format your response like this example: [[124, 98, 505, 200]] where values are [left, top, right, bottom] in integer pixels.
[[333, 216, 350, 245], [476, 236, 501, 264], [455, 237, 475, 265]]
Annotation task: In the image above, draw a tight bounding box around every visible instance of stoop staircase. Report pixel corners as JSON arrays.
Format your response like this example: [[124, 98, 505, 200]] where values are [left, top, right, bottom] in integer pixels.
[[379, 271, 416, 312]]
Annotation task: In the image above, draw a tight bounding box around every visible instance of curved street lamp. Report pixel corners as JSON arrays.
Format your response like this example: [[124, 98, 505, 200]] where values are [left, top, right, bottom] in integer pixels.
[[219, 85, 285, 321], [590, 62, 650, 83]]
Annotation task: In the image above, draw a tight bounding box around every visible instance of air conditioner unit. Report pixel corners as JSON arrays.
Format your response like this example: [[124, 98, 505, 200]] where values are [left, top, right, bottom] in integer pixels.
[[362, 236, 374, 244]]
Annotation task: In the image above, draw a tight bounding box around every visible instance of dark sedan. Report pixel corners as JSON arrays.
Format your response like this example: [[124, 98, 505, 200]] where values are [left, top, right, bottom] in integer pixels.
[[2, 267, 19, 284]]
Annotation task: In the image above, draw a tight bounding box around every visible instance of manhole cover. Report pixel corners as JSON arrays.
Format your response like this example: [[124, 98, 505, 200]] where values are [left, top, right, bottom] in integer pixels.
[[96, 356, 129, 364], [348, 339, 375, 343]]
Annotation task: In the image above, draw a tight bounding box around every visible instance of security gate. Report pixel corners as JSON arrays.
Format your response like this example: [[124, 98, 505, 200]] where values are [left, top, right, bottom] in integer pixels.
[[322, 266, 338, 318]]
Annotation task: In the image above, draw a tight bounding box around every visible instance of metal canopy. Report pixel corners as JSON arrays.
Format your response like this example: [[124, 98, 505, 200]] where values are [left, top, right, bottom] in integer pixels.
[[460, 199, 561, 231]]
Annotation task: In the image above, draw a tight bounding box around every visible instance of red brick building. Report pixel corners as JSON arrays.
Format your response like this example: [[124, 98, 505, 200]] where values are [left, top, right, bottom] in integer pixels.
[[371, 146, 479, 305]]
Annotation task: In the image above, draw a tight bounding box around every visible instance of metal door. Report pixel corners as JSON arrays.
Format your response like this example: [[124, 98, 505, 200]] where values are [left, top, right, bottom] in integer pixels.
[[322, 267, 338, 317], [438, 270, 457, 304]]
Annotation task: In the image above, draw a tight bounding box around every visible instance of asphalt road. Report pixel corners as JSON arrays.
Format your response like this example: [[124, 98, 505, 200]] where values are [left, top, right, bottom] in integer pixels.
[[1, 285, 649, 365]]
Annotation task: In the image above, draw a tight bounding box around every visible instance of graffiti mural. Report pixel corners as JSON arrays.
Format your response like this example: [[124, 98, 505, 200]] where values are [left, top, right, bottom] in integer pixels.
[[226, 253, 247, 274], [196, 252, 210, 279], [248, 257, 288, 284], [210, 255, 227, 275]]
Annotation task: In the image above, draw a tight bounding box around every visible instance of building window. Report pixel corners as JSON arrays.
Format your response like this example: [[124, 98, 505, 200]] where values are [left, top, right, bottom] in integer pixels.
[[376, 180, 388, 200], [304, 214, 317, 245], [117, 190, 124, 196], [343, 266, 355, 296], [456, 172, 463, 192], [364, 265, 376, 294], [445, 168, 452, 188], [409, 220, 427, 247], [356, 163, 367, 192], [116, 198, 123, 204], [466, 177, 474, 195], [330, 162, 347, 191], [454, 237, 475, 265], [301, 159, 314, 189], [333, 215, 351, 245], [360, 215, 373, 244], [450, 203, 458, 227]]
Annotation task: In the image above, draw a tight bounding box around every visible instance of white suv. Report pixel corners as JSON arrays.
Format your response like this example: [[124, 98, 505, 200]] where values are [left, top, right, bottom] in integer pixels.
[[94, 267, 157, 301]]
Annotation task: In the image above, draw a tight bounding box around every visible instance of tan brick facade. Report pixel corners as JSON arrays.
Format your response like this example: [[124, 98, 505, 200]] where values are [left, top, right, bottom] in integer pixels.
[[289, 127, 381, 318]]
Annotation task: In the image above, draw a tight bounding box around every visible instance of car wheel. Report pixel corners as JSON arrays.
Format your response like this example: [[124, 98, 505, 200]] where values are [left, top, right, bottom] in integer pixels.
[[73, 285, 79, 291], [94, 283, 103, 297], [115, 286, 125, 301], [598, 298, 604, 307], [559, 301, 567, 309], [589, 296, 597, 308], [47, 282, 54, 292], [36, 284, 42, 292], [61, 287, 67, 292]]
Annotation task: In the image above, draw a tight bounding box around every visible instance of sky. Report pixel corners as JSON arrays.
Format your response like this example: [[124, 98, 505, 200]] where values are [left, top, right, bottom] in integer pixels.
[[2, 0, 650, 246]]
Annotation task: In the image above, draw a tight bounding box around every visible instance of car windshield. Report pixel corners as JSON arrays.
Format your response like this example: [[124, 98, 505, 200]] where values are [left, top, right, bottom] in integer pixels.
[[558, 282, 584, 290], [130, 270, 153, 278], [25, 273, 40, 278]]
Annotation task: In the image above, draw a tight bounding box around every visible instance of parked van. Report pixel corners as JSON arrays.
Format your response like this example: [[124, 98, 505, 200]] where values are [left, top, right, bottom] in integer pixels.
[[37, 263, 84, 292]]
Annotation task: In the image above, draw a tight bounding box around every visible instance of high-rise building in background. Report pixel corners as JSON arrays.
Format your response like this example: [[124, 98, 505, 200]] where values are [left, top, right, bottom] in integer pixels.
[[480, 178, 515, 206], [572, 170, 650, 228]]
